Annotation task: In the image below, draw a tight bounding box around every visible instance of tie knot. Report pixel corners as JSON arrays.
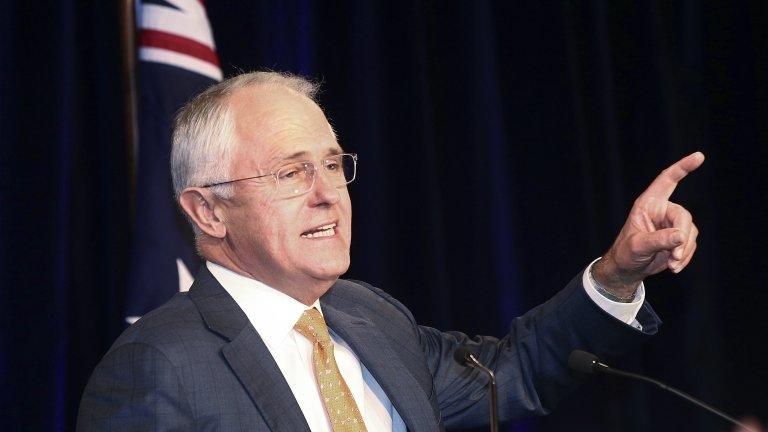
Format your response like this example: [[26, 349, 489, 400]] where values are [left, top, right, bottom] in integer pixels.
[[294, 308, 332, 347]]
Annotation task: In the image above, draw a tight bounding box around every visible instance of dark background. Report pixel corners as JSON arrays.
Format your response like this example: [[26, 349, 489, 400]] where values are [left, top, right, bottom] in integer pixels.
[[1, 1, 766, 431]]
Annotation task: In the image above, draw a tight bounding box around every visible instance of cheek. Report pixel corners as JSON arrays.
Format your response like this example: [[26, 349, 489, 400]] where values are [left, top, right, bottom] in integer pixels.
[[234, 201, 284, 255], [337, 189, 352, 216], [267, 202, 305, 250], [340, 194, 353, 240]]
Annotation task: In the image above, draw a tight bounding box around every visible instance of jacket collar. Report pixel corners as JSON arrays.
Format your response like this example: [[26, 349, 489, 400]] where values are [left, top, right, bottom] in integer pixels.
[[189, 266, 439, 432], [188, 265, 311, 432], [320, 298, 440, 432]]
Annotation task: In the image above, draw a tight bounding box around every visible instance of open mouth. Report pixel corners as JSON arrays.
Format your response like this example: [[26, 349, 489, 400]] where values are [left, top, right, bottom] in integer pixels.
[[301, 222, 337, 238]]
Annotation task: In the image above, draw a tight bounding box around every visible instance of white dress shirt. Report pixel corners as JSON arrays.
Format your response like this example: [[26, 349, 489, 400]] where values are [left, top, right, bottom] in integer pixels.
[[582, 257, 645, 330], [207, 259, 644, 431], [208, 262, 406, 432]]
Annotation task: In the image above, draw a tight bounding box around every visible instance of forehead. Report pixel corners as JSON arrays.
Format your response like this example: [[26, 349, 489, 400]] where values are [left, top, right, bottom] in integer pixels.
[[228, 85, 338, 166]]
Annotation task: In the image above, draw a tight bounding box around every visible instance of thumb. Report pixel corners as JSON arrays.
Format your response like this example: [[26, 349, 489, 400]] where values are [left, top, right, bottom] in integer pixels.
[[632, 228, 684, 257]]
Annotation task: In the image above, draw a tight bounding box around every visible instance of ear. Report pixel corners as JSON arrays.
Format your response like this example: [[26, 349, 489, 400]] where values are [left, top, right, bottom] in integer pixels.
[[178, 188, 227, 239]]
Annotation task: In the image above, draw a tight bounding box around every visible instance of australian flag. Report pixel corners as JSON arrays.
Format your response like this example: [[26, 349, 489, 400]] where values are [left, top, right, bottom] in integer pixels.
[[126, 0, 222, 324]]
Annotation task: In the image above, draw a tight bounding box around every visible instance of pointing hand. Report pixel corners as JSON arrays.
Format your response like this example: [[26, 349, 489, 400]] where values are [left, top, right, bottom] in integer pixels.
[[592, 152, 705, 298]]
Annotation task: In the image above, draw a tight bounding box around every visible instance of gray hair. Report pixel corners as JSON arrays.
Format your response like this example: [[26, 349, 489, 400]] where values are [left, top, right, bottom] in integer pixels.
[[170, 71, 320, 201]]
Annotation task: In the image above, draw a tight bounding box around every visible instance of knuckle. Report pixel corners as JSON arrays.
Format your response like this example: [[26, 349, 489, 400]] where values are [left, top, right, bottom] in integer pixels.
[[628, 235, 646, 254], [669, 203, 690, 219], [671, 231, 685, 246]]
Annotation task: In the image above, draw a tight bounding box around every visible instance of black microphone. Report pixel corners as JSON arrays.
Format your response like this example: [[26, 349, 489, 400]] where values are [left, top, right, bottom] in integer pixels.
[[454, 347, 499, 432], [568, 350, 757, 432]]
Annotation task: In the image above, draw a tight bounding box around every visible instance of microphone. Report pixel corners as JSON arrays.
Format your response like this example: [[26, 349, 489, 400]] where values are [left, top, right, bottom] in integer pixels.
[[568, 350, 758, 432], [568, 349, 609, 374], [454, 347, 499, 432]]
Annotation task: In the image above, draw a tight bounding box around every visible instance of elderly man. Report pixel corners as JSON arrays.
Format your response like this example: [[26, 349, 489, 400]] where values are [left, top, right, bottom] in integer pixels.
[[77, 72, 703, 431]]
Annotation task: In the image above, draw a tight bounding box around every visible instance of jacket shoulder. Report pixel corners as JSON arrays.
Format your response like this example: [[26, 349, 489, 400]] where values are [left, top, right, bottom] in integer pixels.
[[107, 292, 215, 362], [327, 278, 418, 325]]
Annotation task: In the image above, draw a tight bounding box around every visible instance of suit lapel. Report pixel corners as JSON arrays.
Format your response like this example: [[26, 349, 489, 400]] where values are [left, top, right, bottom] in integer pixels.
[[321, 301, 439, 432], [221, 328, 311, 432], [189, 266, 311, 432]]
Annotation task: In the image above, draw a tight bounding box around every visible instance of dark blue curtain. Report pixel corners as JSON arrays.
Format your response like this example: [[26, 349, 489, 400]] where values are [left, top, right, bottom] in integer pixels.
[[1, 1, 766, 431], [1, 1, 132, 430]]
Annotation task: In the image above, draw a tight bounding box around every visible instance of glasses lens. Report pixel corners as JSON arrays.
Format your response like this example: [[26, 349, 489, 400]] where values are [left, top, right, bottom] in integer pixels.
[[274, 154, 357, 197], [276, 162, 314, 196], [324, 154, 356, 186]]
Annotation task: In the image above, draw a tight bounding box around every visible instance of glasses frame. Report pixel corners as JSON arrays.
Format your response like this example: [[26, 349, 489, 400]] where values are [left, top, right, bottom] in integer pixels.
[[200, 153, 358, 195]]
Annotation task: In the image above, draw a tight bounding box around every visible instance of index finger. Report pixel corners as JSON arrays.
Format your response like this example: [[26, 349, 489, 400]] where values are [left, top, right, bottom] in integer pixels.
[[639, 152, 705, 201]]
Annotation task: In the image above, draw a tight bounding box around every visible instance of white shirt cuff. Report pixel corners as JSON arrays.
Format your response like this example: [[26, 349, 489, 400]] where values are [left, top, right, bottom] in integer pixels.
[[582, 257, 645, 330]]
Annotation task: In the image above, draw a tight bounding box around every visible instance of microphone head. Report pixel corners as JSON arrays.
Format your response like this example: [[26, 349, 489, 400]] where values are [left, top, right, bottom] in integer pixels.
[[453, 346, 473, 366], [568, 349, 599, 374]]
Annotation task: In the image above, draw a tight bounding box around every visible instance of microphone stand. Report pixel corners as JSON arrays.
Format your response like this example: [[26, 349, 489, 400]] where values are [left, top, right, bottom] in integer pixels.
[[594, 362, 755, 431], [570, 350, 758, 432], [465, 353, 499, 432]]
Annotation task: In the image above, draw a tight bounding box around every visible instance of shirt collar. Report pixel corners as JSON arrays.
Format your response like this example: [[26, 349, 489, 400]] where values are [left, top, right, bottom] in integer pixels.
[[206, 261, 322, 351]]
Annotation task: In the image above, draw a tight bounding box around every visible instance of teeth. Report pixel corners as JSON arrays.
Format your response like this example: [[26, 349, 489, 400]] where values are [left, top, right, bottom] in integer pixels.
[[301, 223, 337, 238], [301, 227, 336, 238]]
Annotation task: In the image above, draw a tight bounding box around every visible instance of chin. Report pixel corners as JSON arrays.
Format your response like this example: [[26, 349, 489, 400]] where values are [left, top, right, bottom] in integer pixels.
[[307, 255, 350, 282]]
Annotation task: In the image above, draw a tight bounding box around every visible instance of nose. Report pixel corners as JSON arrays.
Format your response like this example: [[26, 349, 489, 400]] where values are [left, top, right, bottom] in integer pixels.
[[307, 167, 341, 206]]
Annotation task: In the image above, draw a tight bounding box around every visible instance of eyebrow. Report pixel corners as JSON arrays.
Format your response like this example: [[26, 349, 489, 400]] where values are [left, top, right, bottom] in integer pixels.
[[269, 147, 344, 165]]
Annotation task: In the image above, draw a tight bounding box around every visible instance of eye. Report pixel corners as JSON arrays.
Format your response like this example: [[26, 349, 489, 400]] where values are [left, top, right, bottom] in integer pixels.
[[278, 163, 306, 180], [325, 161, 340, 171]]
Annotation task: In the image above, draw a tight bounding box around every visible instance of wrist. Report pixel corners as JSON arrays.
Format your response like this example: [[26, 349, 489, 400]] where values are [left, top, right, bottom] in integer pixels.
[[592, 256, 640, 301]]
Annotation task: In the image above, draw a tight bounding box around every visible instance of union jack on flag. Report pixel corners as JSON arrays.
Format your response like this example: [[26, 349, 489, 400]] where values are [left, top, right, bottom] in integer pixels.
[[137, 0, 222, 81]]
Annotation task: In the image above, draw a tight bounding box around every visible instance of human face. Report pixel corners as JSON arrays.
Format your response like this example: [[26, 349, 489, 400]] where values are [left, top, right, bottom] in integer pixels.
[[221, 85, 352, 300]]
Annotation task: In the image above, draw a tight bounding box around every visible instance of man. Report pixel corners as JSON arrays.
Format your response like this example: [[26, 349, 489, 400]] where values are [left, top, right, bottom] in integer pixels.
[[77, 72, 702, 431]]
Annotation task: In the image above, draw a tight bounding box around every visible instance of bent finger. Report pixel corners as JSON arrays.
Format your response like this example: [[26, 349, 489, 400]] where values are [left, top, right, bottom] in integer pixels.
[[670, 223, 698, 265], [671, 242, 697, 273], [667, 203, 694, 259], [632, 228, 684, 257]]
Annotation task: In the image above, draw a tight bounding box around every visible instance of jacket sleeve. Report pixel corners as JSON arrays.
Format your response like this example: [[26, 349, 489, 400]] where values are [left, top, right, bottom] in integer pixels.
[[76, 342, 195, 431], [418, 271, 661, 429]]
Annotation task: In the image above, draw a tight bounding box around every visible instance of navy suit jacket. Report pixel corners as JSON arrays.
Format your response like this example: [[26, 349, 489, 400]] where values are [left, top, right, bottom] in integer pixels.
[[77, 266, 660, 431]]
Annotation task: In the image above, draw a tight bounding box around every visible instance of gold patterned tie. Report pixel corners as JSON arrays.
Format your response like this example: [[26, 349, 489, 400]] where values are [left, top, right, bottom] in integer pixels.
[[294, 308, 368, 432]]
